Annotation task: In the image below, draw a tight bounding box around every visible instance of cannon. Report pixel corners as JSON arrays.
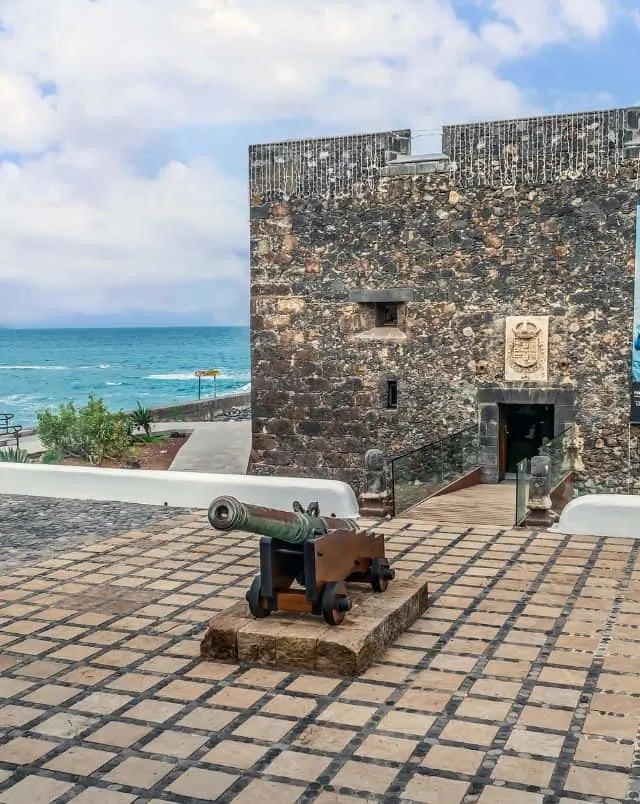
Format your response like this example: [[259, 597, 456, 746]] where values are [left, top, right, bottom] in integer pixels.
[[208, 496, 395, 626]]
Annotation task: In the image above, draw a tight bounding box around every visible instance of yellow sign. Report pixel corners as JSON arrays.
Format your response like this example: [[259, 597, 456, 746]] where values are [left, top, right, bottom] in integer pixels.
[[195, 369, 220, 377]]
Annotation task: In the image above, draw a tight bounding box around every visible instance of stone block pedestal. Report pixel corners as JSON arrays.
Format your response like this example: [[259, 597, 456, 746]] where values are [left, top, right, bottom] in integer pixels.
[[358, 491, 393, 518], [200, 578, 429, 676]]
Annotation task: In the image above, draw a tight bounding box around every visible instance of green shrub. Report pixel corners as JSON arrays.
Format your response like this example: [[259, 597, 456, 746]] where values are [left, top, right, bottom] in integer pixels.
[[0, 447, 31, 463], [41, 448, 62, 464], [36, 394, 130, 465], [134, 432, 168, 444], [129, 401, 153, 436]]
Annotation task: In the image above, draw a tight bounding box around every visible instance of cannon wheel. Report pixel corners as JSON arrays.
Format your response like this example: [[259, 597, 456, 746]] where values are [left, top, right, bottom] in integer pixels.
[[370, 557, 394, 593], [246, 575, 271, 619], [321, 582, 351, 626]]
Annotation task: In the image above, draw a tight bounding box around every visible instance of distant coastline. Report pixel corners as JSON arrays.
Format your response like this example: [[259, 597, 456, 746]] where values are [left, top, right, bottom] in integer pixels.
[[0, 326, 250, 427]]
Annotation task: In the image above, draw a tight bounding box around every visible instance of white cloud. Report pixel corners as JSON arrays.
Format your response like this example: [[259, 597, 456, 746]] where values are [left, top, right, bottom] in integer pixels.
[[0, 0, 618, 324], [0, 149, 245, 290], [558, 0, 610, 37], [0, 71, 59, 152], [480, 0, 613, 56]]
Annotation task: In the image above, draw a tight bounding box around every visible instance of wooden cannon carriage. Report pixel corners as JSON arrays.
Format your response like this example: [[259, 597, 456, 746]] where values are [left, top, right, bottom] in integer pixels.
[[208, 496, 395, 626]]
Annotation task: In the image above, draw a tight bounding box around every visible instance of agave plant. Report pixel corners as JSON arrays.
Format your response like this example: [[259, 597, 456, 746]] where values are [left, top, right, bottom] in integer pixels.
[[0, 447, 31, 463], [129, 401, 153, 437]]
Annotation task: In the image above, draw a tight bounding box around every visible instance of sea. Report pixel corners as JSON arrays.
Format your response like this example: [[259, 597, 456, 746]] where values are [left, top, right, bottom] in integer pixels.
[[0, 326, 250, 427]]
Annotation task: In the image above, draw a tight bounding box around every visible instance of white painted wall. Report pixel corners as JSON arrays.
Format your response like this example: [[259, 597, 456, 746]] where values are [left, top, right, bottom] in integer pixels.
[[0, 464, 360, 519], [552, 494, 640, 539]]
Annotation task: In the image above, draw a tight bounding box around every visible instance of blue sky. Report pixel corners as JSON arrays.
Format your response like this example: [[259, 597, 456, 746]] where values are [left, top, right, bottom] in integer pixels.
[[0, 0, 637, 328]]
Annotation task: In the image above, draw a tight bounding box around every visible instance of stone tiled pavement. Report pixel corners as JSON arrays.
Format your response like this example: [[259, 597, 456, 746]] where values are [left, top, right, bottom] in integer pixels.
[[0, 500, 639, 802], [0, 495, 192, 569]]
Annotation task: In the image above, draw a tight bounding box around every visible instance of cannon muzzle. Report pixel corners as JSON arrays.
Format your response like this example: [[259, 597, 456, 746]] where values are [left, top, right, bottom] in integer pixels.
[[208, 496, 356, 544]]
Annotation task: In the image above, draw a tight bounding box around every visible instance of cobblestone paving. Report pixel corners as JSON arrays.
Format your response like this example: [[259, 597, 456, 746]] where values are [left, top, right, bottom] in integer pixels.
[[0, 507, 637, 802], [0, 495, 193, 568]]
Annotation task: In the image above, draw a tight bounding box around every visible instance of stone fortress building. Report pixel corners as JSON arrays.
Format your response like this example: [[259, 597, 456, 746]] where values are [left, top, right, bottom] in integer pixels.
[[249, 107, 640, 495]]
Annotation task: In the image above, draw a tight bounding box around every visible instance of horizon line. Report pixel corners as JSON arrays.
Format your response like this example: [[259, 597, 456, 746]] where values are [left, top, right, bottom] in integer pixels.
[[0, 324, 250, 331]]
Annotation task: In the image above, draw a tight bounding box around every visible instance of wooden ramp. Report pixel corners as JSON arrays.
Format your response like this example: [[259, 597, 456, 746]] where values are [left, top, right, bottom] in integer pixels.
[[406, 482, 516, 527]]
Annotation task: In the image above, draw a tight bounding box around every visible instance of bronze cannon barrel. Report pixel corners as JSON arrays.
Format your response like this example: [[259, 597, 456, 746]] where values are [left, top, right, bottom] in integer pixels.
[[207, 496, 357, 544]]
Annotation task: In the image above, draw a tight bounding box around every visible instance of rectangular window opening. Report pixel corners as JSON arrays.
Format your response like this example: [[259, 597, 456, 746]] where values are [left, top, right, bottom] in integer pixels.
[[376, 302, 398, 327], [386, 380, 398, 409]]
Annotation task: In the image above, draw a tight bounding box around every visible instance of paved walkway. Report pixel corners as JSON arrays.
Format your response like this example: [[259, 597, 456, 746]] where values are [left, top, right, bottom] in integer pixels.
[[0, 431, 43, 453], [0, 502, 635, 802], [165, 421, 251, 475], [8, 421, 252, 476], [0, 494, 191, 569]]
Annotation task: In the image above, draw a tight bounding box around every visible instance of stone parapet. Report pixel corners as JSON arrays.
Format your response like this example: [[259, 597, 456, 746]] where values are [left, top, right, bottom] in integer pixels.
[[443, 107, 640, 187], [249, 130, 411, 202], [148, 393, 250, 422]]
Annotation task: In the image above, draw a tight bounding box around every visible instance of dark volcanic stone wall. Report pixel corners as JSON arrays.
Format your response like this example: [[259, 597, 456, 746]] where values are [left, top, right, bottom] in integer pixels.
[[250, 112, 640, 494]]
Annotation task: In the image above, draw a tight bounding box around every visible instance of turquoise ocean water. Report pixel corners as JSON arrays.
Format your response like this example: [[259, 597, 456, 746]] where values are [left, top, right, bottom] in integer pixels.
[[0, 327, 250, 427]]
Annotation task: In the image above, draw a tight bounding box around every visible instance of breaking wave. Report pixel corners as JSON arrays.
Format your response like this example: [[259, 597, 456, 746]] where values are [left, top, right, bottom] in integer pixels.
[[145, 372, 197, 381], [0, 364, 111, 371], [145, 371, 250, 382], [0, 364, 68, 371]]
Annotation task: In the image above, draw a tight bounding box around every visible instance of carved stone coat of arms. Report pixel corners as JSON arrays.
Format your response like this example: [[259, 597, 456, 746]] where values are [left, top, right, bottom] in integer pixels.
[[505, 316, 549, 382]]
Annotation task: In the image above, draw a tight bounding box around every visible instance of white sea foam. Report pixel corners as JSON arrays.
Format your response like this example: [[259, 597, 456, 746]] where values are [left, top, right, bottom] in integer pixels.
[[0, 393, 41, 403], [105, 381, 122, 386], [146, 373, 199, 381], [146, 372, 250, 382], [0, 365, 68, 371]]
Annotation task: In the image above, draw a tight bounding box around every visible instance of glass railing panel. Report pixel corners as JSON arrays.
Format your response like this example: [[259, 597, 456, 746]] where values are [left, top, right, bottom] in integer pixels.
[[391, 426, 480, 516], [391, 442, 443, 514], [538, 428, 571, 490], [515, 457, 530, 526]]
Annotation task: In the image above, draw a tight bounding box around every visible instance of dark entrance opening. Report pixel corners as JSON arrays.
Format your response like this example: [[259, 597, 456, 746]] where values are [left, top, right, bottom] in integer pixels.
[[385, 380, 398, 409], [376, 302, 398, 327], [499, 404, 555, 476]]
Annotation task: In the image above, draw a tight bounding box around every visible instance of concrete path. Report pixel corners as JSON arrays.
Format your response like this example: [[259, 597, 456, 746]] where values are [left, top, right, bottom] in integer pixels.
[[7, 420, 252, 476], [2, 431, 43, 454], [165, 421, 251, 475]]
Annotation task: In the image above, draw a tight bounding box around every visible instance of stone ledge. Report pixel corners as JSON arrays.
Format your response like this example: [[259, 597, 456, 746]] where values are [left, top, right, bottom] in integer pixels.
[[353, 327, 408, 342], [200, 577, 429, 676], [348, 288, 415, 303], [380, 159, 450, 177]]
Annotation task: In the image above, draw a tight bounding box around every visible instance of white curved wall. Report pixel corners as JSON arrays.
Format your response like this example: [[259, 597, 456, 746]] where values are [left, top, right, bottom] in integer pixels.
[[552, 494, 640, 539], [0, 463, 360, 519]]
